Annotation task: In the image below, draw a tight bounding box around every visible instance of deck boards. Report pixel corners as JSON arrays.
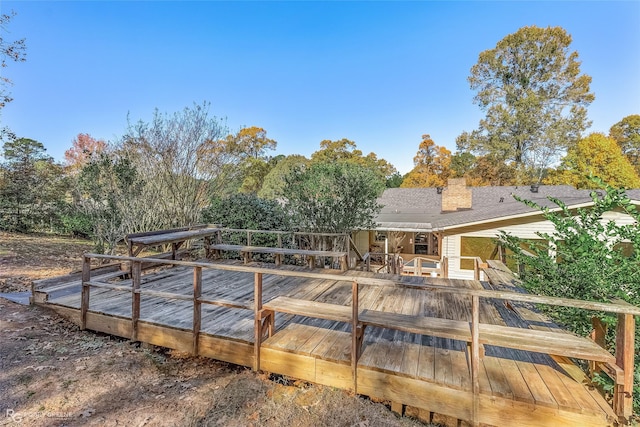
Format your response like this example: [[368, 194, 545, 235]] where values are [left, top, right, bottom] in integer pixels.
[[37, 261, 616, 426]]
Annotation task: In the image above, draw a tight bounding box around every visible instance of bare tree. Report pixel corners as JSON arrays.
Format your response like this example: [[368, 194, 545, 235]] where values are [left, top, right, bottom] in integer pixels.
[[1, 11, 27, 141], [119, 102, 231, 229]]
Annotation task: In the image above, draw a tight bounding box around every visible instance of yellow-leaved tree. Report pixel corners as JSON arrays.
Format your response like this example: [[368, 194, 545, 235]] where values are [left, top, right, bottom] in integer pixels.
[[310, 138, 396, 183], [401, 134, 451, 188], [544, 133, 640, 188]]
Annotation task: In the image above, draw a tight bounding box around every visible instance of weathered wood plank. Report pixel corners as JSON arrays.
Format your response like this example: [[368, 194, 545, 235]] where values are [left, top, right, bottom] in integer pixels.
[[260, 348, 317, 383], [360, 310, 472, 342], [496, 358, 535, 405], [535, 364, 582, 412], [416, 344, 435, 382], [199, 334, 254, 367], [482, 356, 513, 398], [479, 323, 615, 363], [552, 356, 615, 417], [357, 368, 473, 422], [264, 296, 352, 323], [399, 342, 421, 378], [515, 361, 558, 408]]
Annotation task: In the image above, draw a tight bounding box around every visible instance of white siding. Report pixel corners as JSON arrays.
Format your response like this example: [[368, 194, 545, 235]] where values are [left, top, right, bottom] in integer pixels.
[[442, 235, 477, 280], [441, 210, 638, 279], [458, 218, 556, 239]]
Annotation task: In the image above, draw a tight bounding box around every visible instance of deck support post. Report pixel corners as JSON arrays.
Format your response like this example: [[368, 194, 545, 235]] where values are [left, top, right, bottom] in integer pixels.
[[253, 272, 263, 371], [81, 255, 91, 330], [390, 402, 404, 416], [442, 256, 448, 278], [351, 280, 360, 393], [614, 311, 635, 420], [471, 294, 480, 427], [589, 317, 607, 376], [192, 266, 202, 356], [340, 255, 348, 272], [131, 261, 141, 342]]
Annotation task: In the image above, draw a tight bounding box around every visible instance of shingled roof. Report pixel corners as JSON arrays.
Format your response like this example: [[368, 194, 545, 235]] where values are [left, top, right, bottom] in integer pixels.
[[375, 185, 640, 232]]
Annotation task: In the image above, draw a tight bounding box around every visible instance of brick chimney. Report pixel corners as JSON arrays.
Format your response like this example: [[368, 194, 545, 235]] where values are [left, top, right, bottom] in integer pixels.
[[441, 178, 472, 212]]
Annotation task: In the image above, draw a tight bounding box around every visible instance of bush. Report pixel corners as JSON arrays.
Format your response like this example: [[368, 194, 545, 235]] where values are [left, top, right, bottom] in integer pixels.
[[60, 210, 93, 238], [498, 180, 640, 412], [201, 194, 289, 251]]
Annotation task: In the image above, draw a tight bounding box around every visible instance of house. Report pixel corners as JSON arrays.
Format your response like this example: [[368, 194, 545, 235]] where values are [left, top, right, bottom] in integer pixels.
[[353, 178, 640, 279]]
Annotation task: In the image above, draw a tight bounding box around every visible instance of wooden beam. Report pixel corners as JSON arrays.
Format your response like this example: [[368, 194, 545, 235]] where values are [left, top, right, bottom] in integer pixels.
[[131, 261, 141, 342], [471, 294, 480, 427], [589, 317, 607, 376], [391, 402, 404, 416], [192, 266, 202, 355], [615, 311, 635, 420], [254, 272, 263, 371], [81, 255, 91, 330], [442, 256, 448, 278], [351, 280, 359, 393]]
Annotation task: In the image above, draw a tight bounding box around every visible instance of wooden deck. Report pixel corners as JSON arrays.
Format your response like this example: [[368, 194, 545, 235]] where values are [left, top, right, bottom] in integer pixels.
[[34, 258, 626, 427]]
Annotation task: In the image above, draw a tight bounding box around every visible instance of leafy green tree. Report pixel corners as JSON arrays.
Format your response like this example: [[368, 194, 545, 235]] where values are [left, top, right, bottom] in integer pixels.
[[466, 154, 519, 186], [385, 172, 404, 188], [610, 114, 640, 172], [74, 151, 144, 254], [258, 155, 308, 200], [0, 138, 65, 232], [498, 182, 640, 410], [450, 151, 476, 179], [459, 25, 594, 183], [0, 11, 27, 141], [283, 161, 384, 233], [201, 193, 289, 248], [401, 134, 451, 188], [310, 138, 396, 183], [545, 133, 640, 189], [202, 193, 288, 231]]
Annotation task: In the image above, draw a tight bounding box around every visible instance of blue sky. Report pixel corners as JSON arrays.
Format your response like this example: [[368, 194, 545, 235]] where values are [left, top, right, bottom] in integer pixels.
[[2, 1, 639, 174]]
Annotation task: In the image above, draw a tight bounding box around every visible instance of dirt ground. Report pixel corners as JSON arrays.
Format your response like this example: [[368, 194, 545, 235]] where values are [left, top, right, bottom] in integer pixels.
[[0, 232, 431, 427]]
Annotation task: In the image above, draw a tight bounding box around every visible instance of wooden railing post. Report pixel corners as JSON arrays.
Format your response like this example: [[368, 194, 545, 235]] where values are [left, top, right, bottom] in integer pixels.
[[473, 257, 480, 281], [253, 272, 263, 371], [615, 311, 635, 420], [81, 255, 91, 330], [589, 317, 607, 376], [471, 294, 480, 427], [442, 256, 448, 278], [351, 280, 360, 393], [192, 266, 202, 355], [131, 260, 141, 342]]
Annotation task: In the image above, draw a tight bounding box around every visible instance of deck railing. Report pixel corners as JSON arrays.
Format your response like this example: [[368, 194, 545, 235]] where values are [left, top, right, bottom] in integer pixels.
[[80, 253, 639, 425]]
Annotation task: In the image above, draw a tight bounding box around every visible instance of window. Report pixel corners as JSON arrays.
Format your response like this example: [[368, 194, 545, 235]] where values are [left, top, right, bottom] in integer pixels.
[[460, 236, 547, 270], [374, 231, 387, 242]]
